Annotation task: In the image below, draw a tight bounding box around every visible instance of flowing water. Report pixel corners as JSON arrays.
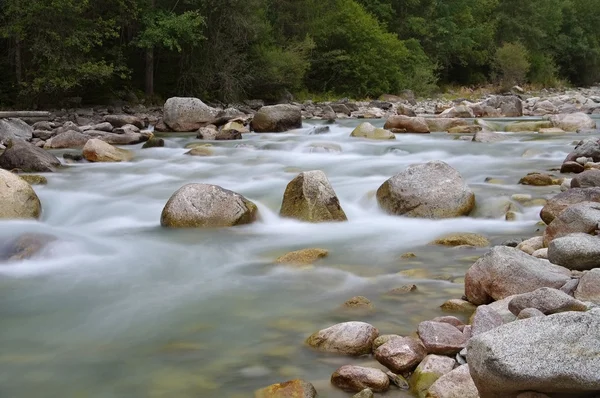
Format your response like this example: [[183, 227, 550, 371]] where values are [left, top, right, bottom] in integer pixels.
[[0, 118, 597, 397]]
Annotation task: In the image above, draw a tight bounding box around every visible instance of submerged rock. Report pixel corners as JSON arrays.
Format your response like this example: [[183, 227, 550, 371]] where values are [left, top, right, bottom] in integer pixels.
[[432, 233, 489, 247], [0, 169, 41, 220], [251, 104, 302, 132], [142, 138, 165, 149], [0, 233, 57, 261], [275, 248, 328, 265], [331, 366, 390, 393], [18, 174, 48, 185], [254, 379, 317, 398]]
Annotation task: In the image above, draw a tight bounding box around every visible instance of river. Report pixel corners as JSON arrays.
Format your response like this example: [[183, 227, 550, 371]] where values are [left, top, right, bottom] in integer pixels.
[[0, 117, 597, 397]]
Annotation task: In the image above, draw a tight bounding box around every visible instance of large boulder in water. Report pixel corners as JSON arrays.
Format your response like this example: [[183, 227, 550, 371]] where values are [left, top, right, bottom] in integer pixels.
[[350, 122, 395, 140], [383, 115, 429, 133], [0, 118, 33, 145], [161, 184, 258, 228], [163, 97, 218, 132], [468, 310, 600, 398], [44, 130, 89, 149], [0, 139, 60, 172], [548, 112, 597, 132], [280, 170, 347, 222], [306, 321, 379, 356], [82, 139, 133, 162], [251, 104, 302, 132], [0, 169, 41, 219], [331, 365, 390, 393], [376, 161, 475, 218]]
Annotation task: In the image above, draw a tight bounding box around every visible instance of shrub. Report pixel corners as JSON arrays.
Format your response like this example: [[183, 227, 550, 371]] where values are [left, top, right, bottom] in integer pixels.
[[494, 42, 530, 89]]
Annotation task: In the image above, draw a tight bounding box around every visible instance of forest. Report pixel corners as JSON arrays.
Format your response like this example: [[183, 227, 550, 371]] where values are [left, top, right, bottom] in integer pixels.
[[0, 0, 599, 107]]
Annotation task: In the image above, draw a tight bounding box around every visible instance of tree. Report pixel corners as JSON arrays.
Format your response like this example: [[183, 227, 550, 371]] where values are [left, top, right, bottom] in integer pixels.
[[494, 42, 530, 89]]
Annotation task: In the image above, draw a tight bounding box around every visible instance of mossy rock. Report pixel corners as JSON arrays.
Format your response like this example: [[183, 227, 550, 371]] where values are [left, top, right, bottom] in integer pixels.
[[504, 121, 553, 132], [432, 233, 490, 247], [275, 248, 329, 265], [18, 174, 48, 185]]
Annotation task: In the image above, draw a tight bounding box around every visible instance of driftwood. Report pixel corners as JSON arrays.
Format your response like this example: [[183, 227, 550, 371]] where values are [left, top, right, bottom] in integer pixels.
[[0, 111, 51, 118]]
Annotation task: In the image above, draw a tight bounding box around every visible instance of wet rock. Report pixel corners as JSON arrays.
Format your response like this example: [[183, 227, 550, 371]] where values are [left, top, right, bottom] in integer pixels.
[[0, 169, 41, 219], [505, 121, 553, 132], [549, 112, 597, 131], [254, 379, 317, 398], [425, 118, 467, 132], [531, 248, 548, 259], [342, 296, 374, 311], [539, 187, 600, 224], [142, 138, 165, 149], [426, 365, 479, 398], [275, 248, 328, 265], [307, 321, 378, 356], [417, 321, 466, 355], [104, 114, 144, 129], [96, 131, 151, 145], [547, 233, 600, 270], [575, 269, 600, 304], [538, 127, 565, 135], [464, 246, 571, 305], [508, 287, 587, 316], [215, 129, 242, 140], [18, 174, 47, 185], [571, 169, 600, 188], [196, 126, 218, 140], [471, 305, 504, 336], [516, 236, 544, 255], [472, 130, 507, 143], [440, 299, 477, 314], [447, 125, 481, 134], [468, 310, 600, 398], [352, 389, 373, 398], [519, 173, 561, 186], [562, 138, 600, 168], [0, 233, 57, 261], [44, 130, 89, 149], [163, 97, 217, 132], [432, 316, 464, 329], [543, 201, 600, 246], [386, 371, 409, 389], [350, 123, 395, 140], [331, 366, 389, 393], [0, 139, 60, 172], [432, 233, 489, 247], [160, 183, 257, 228], [185, 147, 213, 156], [561, 161, 585, 173], [384, 115, 430, 133], [0, 118, 33, 144], [280, 170, 347, 222], [372, 334, 402, 351], [377, 161, 475, 219], [374, 336, 426, 373], [63, 152, 83, 163], [410, 354, 456, 398], [251, 104, 302, 132], [517, 308, 546, 319], [82, 139, 133, 162]]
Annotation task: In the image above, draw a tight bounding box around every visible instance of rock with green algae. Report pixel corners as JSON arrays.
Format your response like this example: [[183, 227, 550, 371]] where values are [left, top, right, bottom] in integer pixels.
[[275, 248, 328, 265], [18, 174, 47, 185], [504, 120, 553, 132], [440, 299, 477, 314], [432, 233, 490, 247], [342, 296, 373, 310], [280, 170, 347, 222], [519, 172, 562, 186], [353, 388, 374, 398], [254, 379, 317, 398], [410, 354, 456, 398]]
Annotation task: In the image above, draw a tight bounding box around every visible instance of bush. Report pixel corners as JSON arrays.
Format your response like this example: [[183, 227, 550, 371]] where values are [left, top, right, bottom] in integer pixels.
[[494, 42, 530, 89], [528, 53, 560, 87]]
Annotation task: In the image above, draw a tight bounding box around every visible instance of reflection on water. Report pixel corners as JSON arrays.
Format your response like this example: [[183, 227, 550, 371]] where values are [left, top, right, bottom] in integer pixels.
[[0, 120, 590, 397]]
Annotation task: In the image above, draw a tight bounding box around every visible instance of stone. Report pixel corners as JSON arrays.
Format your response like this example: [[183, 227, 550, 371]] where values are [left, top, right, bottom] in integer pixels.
[[306, 322, 378, 356], [384, 115, 430, 133], [142, 138, 165, 149], [447, 125, 481, 134], [331, 366, 389, 393], [160, 183, 257, 228], [372, 335, 402, 351], [376, 161, 475, 219], [0, 169, 41, 219], [280, 170, 347, 222], [409, 354, 456, 398], [472, 131, 507, 143], [397, 104, 416, 117], [251, 104, 302, 132], [432, 233, 489, 247], [543, 202, 600, 246], [517, 308, 546, 319], [91, 122, 114, 132], [113, 124, 140, 135], [352, 389, 373, 398], [275, 248, 328, 265], [350, 122, 395, 140], [549, 112, 597, 131], [531, 248, 548, 259], [439, 105, 475, 118], [82, 139, 133, 162], [32, 129, 55, 141], [374, 336, 426, 373], [196, 127, 218, 140], [331, 103, 351, 116], [547, 233, 600, 271], [417, 321, 466, 355], [464, 246, 571, 305], [575, 269, 600, 304], [0, 118, 33, 144], [540, 187, 600, 224], [18, 174, 47, 185], [516, 236, 544, 255], [163, 97, 217, 132], [254, 379, 317, 398], [561, 161, 585, 173], [185, 147, 213, 156], [440, 299, 476, 314], [508, 287, 587, 316], [426, 118, 468, 132], [0, 232, 56, 261], [518, 173, 561, 186], [32, 121, 53, 131], [0, 139, 60, 172], [483, 95, 523, 116], [538, 127, 565, 135], [342, 296, 374, 311], [426, 365, 479, 398], [504, 121, 553, 132], [386, 371, 409, 389], [44, 130, 89, 149], [571, 169, 600, 188], [468, 310, 600, 398], [562, 138, 600, 169], [94, 131, 150, 145], [431, 316, 465, 329], [104, 114, 144, 129], [215, 129, 242, 140], [471, 305, 503, 336]]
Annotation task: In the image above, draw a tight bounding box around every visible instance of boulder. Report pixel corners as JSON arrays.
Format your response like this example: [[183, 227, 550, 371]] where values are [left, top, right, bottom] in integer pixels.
[[163, 97, 217, 132], [254, 379, 317, 398], [575, 269, 600, 304], [275, 248, 328, 265], [539, 187, 600, 225], [251, 104, 302, 132], [113, 124, 140, 135], [44, 130, 89, 149], [0, 232, 56, 261], [543, 201, 600, 245], [483, 95, 523, 116], [280, 170, 347, 222], [331, 366, 390, 393], [91, 122, 114, 132], [142, 138, 165, 149], [562, 138, 600, 169], [517, 308, 546, 319], [32, 129, 55, 141], [464, 246, 571, 305], [447, 125, 481, 134], [504, 121, 553, 132], [374, 336, 426, 373], [468, 310, 600, 398], [376, 161, 475, 219], [425, 118, 468, 132], [508, 287, 587, 316], [160, 184, 257, 228], [571, 169, 600, 188], [471, 305, 504, 336], [426, 365, 479, 398], [306, 321, 378, 356], [19, 175, 47, 185], [0, 118, 33, 145], [472, 131, 507, 143], [549, 112, 597, 131], [350, 123, 395, 140], [439, 105, 475, 118], [384, 115, 430, 133], [104, 114, 144, 129], [196, 127, 218, 140], [0, 139, 60, 172], [417, 321, 467, 355], [82, 139, 133, 162], [97, 131, 151, 145], [432, 233, 489, 247], [516, 236, 544, 255], [518, 173, 561, 186], [547, 233, 600, 270], [397, 104, 416, 117], [409, 354, 456, 398], [0, 169, 41, 219], [440, 299, 477, 314]]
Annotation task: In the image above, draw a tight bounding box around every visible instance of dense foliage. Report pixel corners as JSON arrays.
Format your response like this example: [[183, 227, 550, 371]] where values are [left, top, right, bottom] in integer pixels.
[[0, 0, 599, 106]]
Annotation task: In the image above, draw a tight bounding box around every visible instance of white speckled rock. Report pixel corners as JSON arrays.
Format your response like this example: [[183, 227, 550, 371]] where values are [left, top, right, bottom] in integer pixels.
[[548, 233, 600, 271], [426, 365, 479, 398], [306, 321, 378, 356]]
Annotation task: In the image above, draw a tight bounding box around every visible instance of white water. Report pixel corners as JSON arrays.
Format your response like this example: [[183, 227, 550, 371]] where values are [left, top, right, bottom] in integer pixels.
[[0, 119, 595, 397]]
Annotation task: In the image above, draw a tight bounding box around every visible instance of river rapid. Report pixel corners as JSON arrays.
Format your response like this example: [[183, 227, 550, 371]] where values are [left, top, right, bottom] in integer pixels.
[[1, 118, 597, 397]]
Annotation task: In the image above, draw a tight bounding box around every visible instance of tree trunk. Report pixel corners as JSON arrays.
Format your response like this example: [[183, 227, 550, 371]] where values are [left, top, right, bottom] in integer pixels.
[[15, 37, 22, 84], [145, 46, 154, 97]]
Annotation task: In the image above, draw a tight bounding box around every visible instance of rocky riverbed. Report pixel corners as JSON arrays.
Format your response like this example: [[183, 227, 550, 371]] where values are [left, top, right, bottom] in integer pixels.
[[0, 89, 600, 397]]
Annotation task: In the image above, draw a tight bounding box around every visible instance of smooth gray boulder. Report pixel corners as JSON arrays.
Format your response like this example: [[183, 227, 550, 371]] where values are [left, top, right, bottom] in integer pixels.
[[0, 139, 60, 172], [575, 269, 600, 304], [548, 233, 600, 270], [376, 161, 475, 219], [544, 202, 600, 246], [465, 246, 571, 305], [471, 305, 504, 336], [571, 169, 600, 188], [0, 118, 33, 145], [468, 310, 600, 398], [539, 187, 600, 225], [44, 130, 89, 149], [427, 364, 480, 398], [508, 287, 587, 316], [104, 114, 144, 129], [163, 97, 217, 132], [549, 112, 597, 132], [250, 104, 302, 132]]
